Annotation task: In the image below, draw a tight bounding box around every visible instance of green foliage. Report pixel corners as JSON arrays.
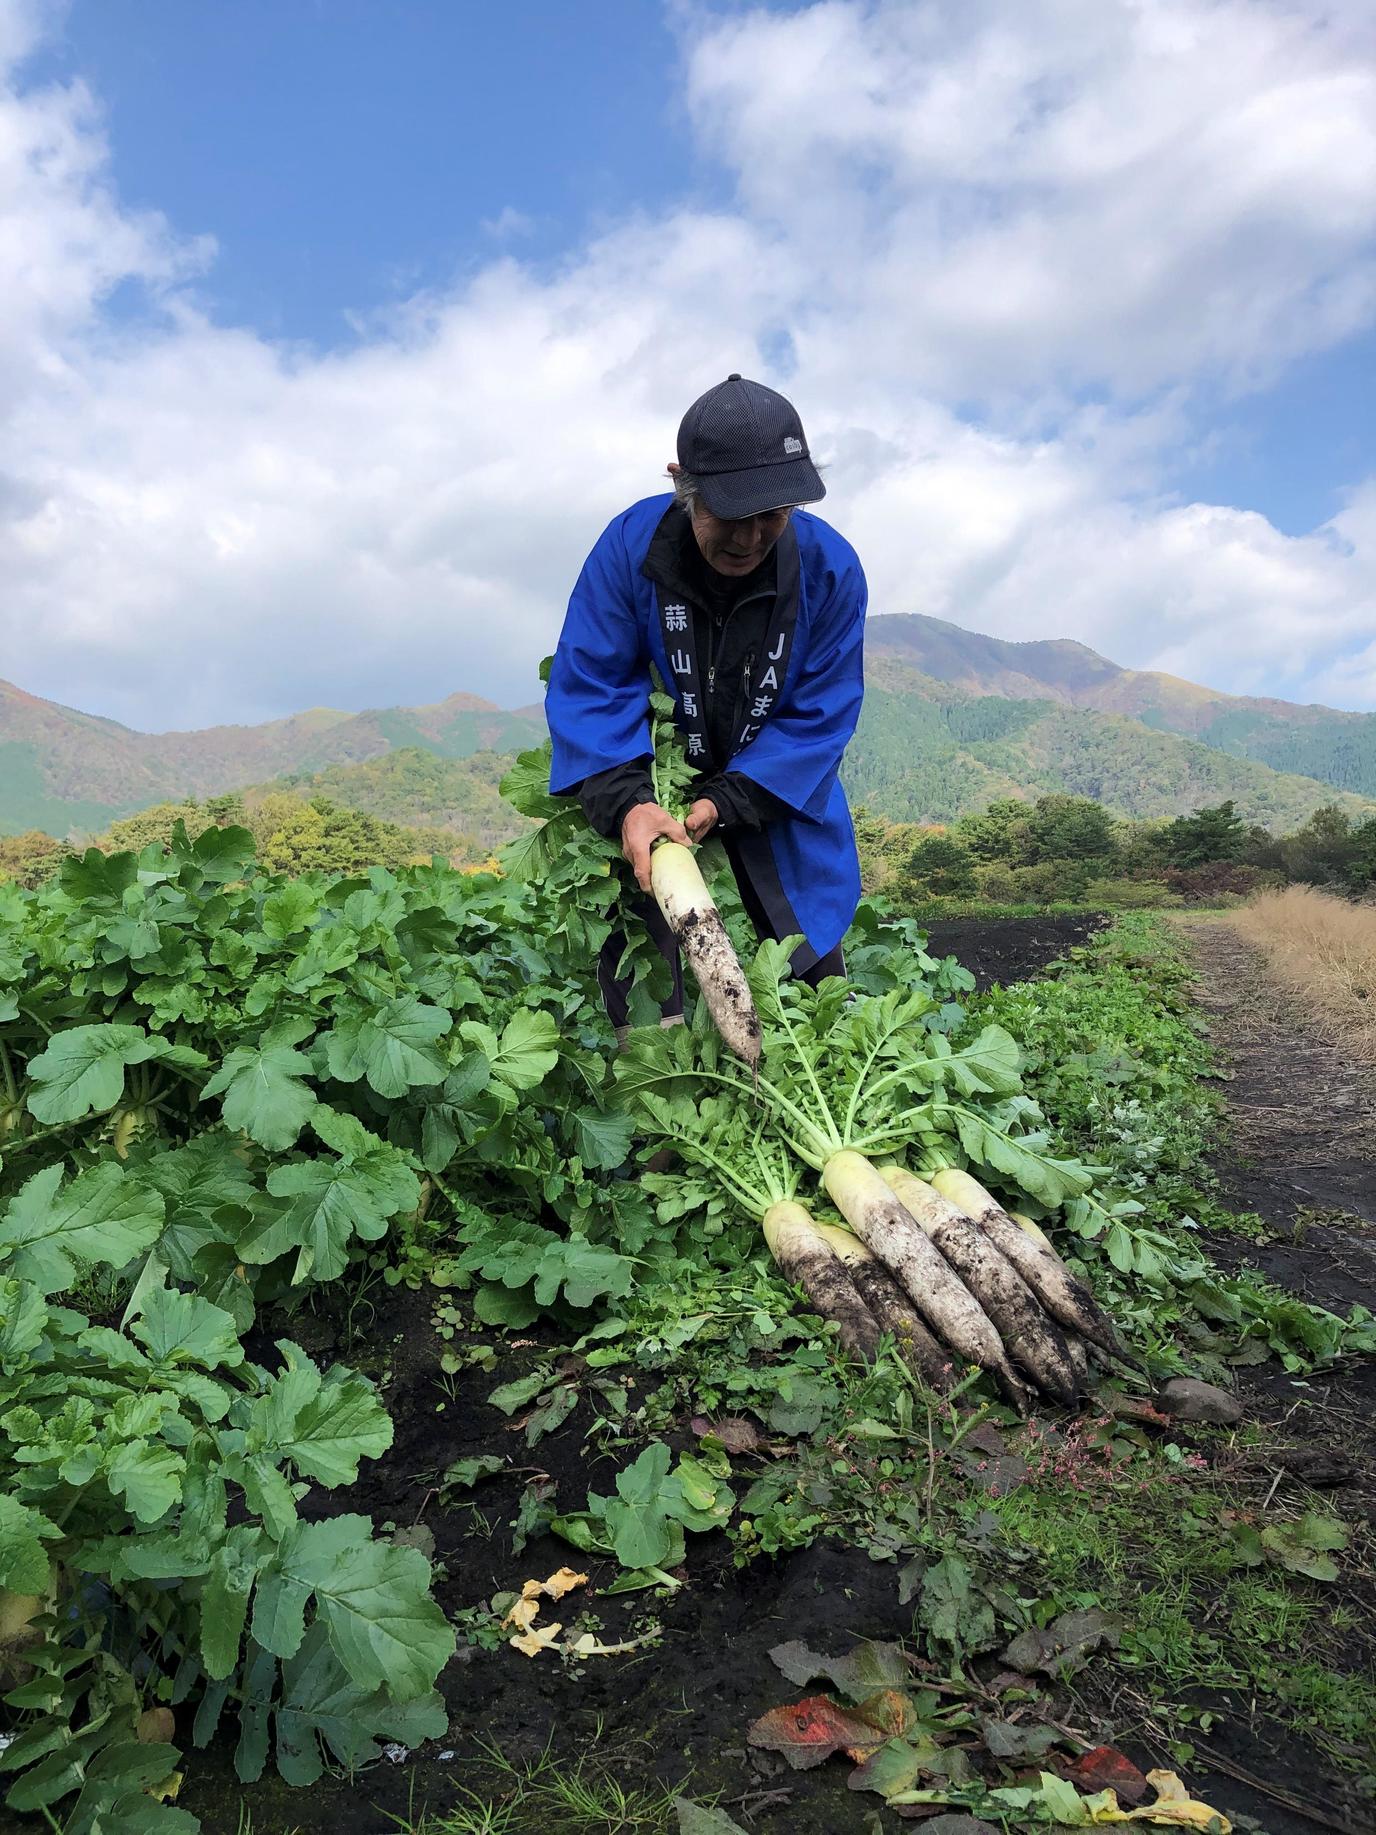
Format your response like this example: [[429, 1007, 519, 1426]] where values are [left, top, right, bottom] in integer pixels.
[[892, 834, 977, 900], [553, 1440, 734, 1576], [1162, 799, 1248, 867], [0, 1175, 451, 1821]]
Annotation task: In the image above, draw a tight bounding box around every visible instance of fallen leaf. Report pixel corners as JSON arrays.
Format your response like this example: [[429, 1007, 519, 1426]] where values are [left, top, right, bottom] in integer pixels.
[[509, 1621, 562, 1658], [674, 1799, 750, 1834], [964, 1423, 1009, 1457], [691, 1415, 763, 1455], [1063, 1747, 1149, 1806], [980, 1716, 1062, 1762], [147, 1771, 184, 1804], [539, 1566, 590, 1600], [503, 1596, 541, 1632], [1118, 1769, 1232, 1830], [1104, 1395, 1173, 1428], [1001, 1607, 1122, 1678], [847, 1734, 948, 1799], [136, 1707, 175, 1745], [769, 1638, 911, 1702], [747, 1690, 910, 1770]]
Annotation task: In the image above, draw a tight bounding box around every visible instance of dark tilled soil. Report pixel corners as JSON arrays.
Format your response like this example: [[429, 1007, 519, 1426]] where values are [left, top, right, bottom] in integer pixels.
[[920, 912, 1107, 991], [176, 916, 1374, 1835], [1179, 919, 1376, 1835]]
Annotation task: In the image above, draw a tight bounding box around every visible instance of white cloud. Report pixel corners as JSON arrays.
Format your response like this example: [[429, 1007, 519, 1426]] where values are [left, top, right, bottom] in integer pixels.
[[0, 0, 1375, 732]]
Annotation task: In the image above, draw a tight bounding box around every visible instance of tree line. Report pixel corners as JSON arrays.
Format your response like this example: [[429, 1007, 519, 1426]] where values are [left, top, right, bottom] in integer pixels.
[[857, 795, 1376, 910]]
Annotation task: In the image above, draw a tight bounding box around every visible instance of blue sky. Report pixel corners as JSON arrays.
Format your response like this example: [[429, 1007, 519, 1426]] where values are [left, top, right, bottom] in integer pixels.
[[32, 0, 1374, 539], [29, 1, 710, 340], [2, 0, 1375, 725]]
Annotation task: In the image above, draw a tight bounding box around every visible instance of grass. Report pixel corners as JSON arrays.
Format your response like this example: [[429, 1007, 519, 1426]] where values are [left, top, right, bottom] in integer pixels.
[[387, 1733, 690, 1834], [990, 1449, 1376, 1776], [1230, 884, 1376, 1065]]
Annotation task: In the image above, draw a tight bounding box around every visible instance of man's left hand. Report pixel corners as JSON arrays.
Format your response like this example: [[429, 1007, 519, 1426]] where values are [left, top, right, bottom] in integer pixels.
[[685, 798, 719, 842]]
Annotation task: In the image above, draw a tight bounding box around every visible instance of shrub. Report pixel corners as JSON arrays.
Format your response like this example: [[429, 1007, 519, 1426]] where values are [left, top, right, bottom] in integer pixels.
[[1081, 876, 1182, 909], [892, 833, 977, 900], [1162, 862, 1274, 902]]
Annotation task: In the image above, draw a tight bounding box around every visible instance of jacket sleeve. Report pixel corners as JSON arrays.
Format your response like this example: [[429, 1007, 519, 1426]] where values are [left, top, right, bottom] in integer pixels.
[[578, 762, 655, 839], [693, 770, 791, 831], [547, 515, 653, 797], [723, 545, 867, 825]]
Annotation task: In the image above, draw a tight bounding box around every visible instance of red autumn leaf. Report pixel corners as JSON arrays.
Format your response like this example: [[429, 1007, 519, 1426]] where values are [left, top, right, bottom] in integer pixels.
[[747, 1691, 910, 1771], [1063, 1745, 1150, 1804]]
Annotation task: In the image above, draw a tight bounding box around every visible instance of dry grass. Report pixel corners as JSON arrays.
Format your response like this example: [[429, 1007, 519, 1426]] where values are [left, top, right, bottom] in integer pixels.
[[1229, 885, 1376, 1066]]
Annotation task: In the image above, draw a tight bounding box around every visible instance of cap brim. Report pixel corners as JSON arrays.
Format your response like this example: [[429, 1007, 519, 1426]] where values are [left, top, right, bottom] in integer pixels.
[[696, 456, 825, 519]]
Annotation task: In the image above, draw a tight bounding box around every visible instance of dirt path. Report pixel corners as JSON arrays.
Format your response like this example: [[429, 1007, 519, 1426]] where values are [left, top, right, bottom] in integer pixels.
[[1178, 916, 1375, 1249], [1177, 918, 1376, 1835]]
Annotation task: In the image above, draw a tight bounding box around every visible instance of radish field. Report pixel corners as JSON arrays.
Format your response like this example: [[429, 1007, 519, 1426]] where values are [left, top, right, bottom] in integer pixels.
[[1, 752, 1373, 1835]]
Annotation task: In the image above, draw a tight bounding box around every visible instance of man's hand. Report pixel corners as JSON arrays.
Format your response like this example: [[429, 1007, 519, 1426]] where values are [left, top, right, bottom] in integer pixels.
[[685, 798, 719, 843], [621, 802, 691, 892]]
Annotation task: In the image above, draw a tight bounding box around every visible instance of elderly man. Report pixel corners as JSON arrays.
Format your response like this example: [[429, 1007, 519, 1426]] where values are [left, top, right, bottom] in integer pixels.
[[547, 373, 867, 1030]]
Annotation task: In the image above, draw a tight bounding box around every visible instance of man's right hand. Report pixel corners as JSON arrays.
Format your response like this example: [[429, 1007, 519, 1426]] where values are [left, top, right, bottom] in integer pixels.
[[621, 802, 691, 892]]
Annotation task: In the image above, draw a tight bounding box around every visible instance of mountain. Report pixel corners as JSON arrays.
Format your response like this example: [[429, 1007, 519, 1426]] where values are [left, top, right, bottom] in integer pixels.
[[0, 677, 545, 837], [254, 749, 527, 856], [846, 660, 1373, 827], [4, 625, 1373, 846], [866, 614, 1376, 798]]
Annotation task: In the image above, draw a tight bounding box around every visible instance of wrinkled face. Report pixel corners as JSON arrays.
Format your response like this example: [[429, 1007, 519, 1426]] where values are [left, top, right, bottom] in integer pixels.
[[687, 499, 794, 576]]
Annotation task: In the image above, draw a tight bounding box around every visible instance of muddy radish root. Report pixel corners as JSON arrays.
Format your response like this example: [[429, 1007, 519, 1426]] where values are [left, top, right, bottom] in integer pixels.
[[650, 841, 762, 1069], [931, 1169, 1132, 1365], [812, 1223, 954, 1389], [819, 1150, 1029, 1407], [762, 1201, 884, 1362], [880, 1165, 1082, 1408]]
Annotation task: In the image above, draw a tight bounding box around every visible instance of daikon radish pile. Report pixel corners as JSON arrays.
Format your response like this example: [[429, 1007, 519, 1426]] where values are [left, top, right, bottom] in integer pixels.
[[616, 938, 1137, 1410]]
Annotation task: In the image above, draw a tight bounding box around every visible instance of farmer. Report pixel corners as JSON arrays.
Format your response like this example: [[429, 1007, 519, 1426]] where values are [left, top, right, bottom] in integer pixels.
[[547, 373, 867, 1032]]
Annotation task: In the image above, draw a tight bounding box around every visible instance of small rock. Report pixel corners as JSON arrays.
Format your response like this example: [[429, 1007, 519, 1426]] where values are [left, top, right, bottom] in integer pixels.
[[1157, 1377, 1242, 1425]]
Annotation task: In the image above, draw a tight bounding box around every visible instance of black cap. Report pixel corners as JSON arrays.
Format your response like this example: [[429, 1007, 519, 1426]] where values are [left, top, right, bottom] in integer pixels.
[[677, 373, 825, 518]]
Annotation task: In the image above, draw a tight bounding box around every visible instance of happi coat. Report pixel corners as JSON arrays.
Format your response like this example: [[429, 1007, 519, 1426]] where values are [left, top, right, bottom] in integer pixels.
[[546, 492, 867, 965]]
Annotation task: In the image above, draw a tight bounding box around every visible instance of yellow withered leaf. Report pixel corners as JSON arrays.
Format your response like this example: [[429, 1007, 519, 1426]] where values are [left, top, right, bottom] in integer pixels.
[[1093, 1769, 1231, 1830], [501, 1596, 541, 1632], [539, 1567, 589, 1600], [509, 1622, 562, 1658]]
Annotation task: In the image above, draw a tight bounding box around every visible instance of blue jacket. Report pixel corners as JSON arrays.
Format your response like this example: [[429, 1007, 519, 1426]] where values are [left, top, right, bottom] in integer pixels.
[[547, 493, 867, 962]]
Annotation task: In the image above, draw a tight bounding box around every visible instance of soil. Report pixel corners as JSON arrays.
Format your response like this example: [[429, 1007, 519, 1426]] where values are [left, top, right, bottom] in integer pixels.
[[920, 912, 1108, 992], [172, 915, 1374, 1835]]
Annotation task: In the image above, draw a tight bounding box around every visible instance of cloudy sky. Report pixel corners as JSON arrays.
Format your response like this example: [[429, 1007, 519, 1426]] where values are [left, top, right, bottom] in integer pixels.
[[2, 0, 1375, 731]]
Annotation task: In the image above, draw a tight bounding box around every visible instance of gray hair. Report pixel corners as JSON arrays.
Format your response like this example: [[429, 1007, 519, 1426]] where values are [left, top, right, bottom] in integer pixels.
[[670, 469, 704, 510]]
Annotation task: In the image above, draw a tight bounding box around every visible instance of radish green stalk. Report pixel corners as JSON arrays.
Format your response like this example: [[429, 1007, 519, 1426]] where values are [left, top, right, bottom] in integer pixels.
[[634, 1115, 884, 1363]]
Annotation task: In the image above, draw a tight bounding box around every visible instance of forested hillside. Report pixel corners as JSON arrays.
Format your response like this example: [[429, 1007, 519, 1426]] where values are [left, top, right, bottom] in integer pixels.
[[0, 676, 544, 835], [867, 615, 1376, 797], [845, 662, 1374, 827], [5, 626, 1373, 846]]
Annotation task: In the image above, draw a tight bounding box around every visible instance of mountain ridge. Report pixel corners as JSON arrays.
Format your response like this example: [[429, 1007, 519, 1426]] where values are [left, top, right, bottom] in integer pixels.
[[3, 618, 1373, 841]]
